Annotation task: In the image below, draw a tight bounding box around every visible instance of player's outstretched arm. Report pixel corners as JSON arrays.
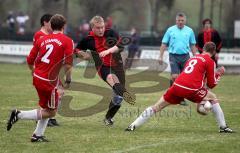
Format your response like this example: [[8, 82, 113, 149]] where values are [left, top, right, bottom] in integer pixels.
[[99, 46, 119, 57], [75, 49, 92, 60]]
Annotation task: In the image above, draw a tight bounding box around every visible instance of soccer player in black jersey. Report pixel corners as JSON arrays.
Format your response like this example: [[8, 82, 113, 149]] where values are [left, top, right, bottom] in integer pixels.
[[75, 16, 135, 126]]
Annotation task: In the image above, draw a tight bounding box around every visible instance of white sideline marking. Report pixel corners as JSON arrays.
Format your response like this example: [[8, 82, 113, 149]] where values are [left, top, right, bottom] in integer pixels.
[[112, 136, 217, 153]]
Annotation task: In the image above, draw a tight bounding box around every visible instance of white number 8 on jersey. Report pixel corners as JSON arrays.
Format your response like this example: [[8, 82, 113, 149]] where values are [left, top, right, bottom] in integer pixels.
[[184, 59, 198, 74]]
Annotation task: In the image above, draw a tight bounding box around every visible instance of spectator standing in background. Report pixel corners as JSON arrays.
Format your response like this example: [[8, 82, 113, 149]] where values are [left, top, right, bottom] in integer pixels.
[[105, 16, 113, 29], [6, 11, 15, 34], [125, 27, 140, 69], [77, 19, 90, 41], [197, 18, 222, 67], [16, 11, 29, 35]]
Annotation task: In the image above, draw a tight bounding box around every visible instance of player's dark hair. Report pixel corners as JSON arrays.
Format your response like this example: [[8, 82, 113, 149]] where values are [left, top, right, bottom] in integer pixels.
[[203, 42, 216, 54], [202, 18, 212, 25], [40, 14, 52, 27], [50, 14, 66, 31]]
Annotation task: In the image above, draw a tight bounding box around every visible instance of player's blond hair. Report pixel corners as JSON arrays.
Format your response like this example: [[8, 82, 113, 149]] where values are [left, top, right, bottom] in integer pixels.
[[90, 16, 104, 28]]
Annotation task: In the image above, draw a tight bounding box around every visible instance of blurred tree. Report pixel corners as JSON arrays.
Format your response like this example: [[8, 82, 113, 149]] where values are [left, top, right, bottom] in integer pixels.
[[210, 0, 215, 21], [63, 0, 69, 19], [124, 0, 146, 30], [79, 0, 120, 20], [0, 0, 17, 25], [41, 0, 64, 14], [199, 0, 204, 29], [28, 0, 41, 29], [0, 0, 7, 23], [148, 0, 175, 32]]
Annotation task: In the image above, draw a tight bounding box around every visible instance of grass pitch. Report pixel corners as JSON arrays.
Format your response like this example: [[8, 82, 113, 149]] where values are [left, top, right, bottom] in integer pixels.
[[0, 63, 240, 153]]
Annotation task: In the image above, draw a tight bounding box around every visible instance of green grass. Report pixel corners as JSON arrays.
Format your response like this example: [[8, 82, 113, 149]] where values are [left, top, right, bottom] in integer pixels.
[[0, 63, 240, 153]]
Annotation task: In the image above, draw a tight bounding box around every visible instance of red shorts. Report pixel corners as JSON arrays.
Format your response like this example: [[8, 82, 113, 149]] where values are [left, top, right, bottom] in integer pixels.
[[163, 84, 208, 104], [33, 77, 59, 109]]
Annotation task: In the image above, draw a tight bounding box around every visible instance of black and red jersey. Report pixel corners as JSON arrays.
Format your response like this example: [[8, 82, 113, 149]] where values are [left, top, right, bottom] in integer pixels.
[[75, 29, 124, 67], [196, 28, 222, 53]]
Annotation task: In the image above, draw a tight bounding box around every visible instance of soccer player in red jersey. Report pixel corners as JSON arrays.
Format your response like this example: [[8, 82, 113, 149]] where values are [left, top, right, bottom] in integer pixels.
[[126, 42, 234, 133], [75, 16, 135, 126], [33, 14, 60, 127], [7, 14, 74, 142], [33, 14, 52, 45]]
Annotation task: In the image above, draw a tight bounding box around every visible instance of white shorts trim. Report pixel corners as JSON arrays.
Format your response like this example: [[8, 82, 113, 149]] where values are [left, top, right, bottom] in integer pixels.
[[33, 73, 58, 82], [174, 83, 200, 91]]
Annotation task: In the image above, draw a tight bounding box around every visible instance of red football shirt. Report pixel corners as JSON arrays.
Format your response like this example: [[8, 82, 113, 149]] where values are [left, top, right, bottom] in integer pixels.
[[27, 33, 74, 81], [33, 30, 48, 45], [174, 54, 219, 90]]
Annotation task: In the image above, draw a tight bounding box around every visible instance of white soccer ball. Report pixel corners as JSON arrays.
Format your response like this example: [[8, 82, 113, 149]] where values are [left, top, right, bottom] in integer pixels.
[[204, 101, 212, 111], [198, 101, 212, 115]]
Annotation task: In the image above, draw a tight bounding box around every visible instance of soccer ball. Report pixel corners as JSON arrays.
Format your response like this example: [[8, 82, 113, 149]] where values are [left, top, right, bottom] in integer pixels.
[[197, 101, 212, 115]]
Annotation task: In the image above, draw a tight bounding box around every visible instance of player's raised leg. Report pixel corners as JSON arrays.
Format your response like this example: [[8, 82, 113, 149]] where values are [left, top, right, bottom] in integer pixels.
[[107, 73, 136, 104]]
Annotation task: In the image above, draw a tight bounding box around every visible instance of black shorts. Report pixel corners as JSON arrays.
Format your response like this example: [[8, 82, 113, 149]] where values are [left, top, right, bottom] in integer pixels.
[[98, 65, 125, 85], [169, 53, 190, 74]]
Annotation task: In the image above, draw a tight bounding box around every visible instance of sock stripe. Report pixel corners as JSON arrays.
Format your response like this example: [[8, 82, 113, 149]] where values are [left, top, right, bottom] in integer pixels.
[[37, 109, 42, 120]]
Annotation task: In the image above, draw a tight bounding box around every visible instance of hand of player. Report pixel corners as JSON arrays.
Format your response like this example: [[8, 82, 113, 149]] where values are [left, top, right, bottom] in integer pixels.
[[63, 80, 71, 89], [99, 50, 110, 57], [158, 57, 163, 65], [63, 83, 70, 89], [57, 85, 65, 98], [216, 66, 225, 76]]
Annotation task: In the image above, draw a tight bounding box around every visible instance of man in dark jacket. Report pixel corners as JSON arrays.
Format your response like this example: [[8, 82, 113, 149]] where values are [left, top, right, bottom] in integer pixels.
[[197, 18, 222, 67]]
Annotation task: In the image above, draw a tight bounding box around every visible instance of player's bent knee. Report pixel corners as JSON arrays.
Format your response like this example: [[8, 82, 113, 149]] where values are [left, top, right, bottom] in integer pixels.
[[207, 91, 217, 99], [106, 74, 114, 81]]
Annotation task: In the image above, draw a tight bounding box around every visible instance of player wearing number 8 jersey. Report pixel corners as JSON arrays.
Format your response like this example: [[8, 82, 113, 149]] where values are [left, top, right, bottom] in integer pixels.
[[6, 14, 74, 142], [174, 50, 217, 91], [126, 42, 234, 133]]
